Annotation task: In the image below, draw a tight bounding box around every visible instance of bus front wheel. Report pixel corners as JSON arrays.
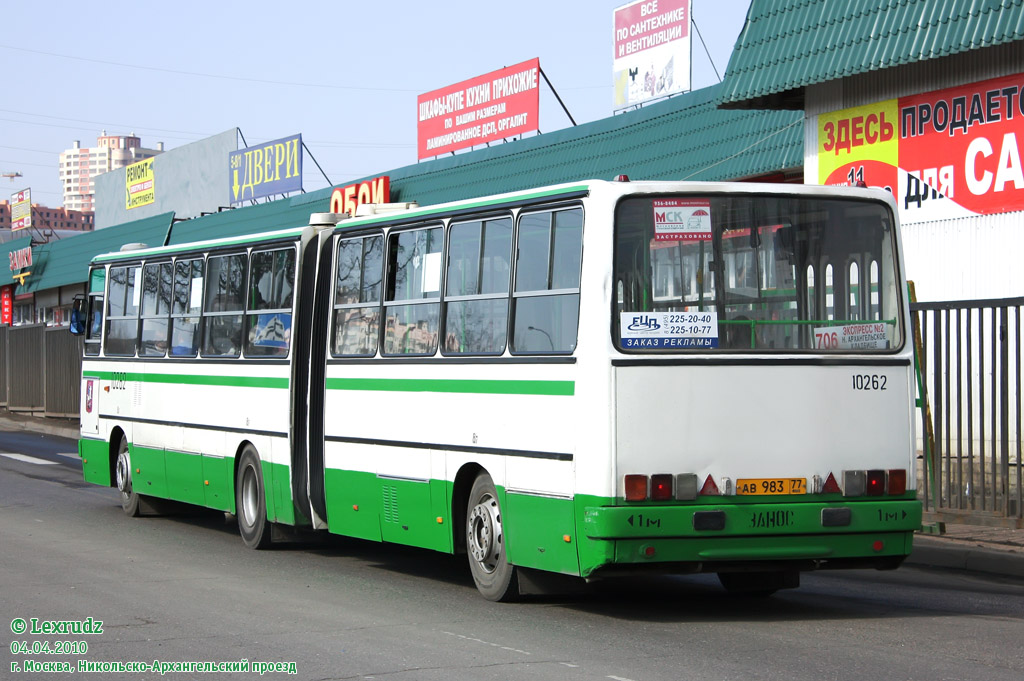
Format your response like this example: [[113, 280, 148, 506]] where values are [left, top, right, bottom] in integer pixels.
[[466, 473, 518, 602], [235, 445, 271, 549]]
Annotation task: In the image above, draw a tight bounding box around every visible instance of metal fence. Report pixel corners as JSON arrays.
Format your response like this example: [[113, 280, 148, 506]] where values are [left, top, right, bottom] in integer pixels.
[[912, 296, 1023, 528], [0, 324, 81, 418]]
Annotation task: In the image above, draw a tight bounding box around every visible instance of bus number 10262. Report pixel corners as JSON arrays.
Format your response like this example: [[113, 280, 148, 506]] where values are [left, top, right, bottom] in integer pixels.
[[852, 374, 886, 391]]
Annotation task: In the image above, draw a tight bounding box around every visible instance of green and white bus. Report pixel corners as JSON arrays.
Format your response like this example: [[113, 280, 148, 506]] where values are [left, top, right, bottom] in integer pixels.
[[75, 179, 922, 600]]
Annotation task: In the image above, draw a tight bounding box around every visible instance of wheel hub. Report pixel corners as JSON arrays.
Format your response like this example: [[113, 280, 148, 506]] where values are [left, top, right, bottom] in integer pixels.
[[115, 450, 132, 497], [467, 495, 502, 572]]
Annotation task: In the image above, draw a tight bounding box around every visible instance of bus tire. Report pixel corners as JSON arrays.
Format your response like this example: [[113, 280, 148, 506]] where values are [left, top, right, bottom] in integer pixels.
[[114, 434, 142, 517], [466, 472, 518, 602], [236, 445, 271, 549]]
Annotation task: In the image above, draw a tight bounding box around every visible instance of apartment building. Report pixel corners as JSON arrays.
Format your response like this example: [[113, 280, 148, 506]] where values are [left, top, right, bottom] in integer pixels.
[[59, 132, 164, 212]]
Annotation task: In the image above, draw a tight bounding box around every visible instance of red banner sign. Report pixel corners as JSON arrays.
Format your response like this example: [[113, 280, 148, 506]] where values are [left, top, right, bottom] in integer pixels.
[[417, 58, 540, 160], [9, 246, 32, 272], [818, 72, 1024, 223], [1, 285, 12, 325]]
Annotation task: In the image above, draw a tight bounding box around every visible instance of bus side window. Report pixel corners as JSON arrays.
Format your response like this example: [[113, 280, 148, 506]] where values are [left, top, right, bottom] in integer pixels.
[[140, 262, 172, 357], [201, 253, 247, 358], [383, 225, 442, 356], [170, 258, 203, 357], [83, 267, 105, 356], [511, 207, 582, 354], [333, 234, 383, 357], [105, 265, 141, 357], [443, 216, 512, 355], [245, 247, 296, 357]]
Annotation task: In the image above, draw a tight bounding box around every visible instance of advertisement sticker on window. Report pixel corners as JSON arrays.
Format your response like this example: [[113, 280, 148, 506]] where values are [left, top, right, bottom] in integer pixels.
[[620, 311, 719, 348], [653, 199, 712, 241]]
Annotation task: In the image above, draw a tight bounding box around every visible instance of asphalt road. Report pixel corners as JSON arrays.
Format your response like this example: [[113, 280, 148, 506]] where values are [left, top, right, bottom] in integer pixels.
[[1, 430, 1022, 681]]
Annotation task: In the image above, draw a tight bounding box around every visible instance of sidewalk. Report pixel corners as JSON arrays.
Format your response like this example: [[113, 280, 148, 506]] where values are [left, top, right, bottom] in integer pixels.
[[2, 409, 1021, 580]]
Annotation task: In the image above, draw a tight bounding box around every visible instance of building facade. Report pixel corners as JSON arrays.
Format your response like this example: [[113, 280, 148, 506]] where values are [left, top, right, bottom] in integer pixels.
[[0, 200, 94, 235], [59, 132, 164, 212]]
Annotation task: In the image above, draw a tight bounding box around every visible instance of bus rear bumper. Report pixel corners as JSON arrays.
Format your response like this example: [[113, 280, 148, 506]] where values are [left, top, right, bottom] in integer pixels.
[[579, 499, 920, 577]]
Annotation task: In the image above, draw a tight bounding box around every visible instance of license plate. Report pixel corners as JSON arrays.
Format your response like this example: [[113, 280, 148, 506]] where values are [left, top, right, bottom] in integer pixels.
[[737, 478, 807, 495]]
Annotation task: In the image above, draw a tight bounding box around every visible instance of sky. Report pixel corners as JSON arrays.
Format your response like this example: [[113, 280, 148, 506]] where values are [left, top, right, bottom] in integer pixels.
[[0, 0, 753, 209]]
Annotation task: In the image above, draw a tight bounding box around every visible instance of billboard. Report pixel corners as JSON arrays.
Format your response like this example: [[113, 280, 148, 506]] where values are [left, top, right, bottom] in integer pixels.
[[613, 0, 691, 111], [229, 134, 303, 205], [818, 72, 1024, 224], [95, 129, 239, 229], [125, 158, 155, 210], [417, 58, 541, 160], [10, 188, 31, 231]]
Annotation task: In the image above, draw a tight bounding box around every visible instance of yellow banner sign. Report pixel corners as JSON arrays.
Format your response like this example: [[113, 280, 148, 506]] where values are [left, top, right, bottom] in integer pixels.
[[125, 158, 155, 210]]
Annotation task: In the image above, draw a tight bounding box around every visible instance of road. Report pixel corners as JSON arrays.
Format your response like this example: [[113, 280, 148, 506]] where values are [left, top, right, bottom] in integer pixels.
[[1, 430, 1022, 681]]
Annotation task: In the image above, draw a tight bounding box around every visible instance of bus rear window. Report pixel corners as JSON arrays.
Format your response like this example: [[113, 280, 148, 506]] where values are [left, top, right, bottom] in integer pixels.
[[613, 194, 903, 353]]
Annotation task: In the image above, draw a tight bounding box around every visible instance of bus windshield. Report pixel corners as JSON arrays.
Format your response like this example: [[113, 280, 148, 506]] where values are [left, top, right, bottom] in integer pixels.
[[614, 193, 904, 352]]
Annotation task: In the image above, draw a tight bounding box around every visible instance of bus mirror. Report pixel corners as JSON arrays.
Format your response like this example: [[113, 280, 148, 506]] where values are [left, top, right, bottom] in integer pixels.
[[69, 297, 85, 336]]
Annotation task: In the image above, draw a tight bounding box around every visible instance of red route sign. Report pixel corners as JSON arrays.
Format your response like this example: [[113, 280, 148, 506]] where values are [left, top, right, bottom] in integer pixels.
[[417, 58, 540, 160]]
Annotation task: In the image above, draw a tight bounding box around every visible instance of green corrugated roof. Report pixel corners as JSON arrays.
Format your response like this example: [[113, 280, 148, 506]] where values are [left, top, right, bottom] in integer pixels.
[[376, 83, 802, 205], [21, 213, 173, 293], [719, 0, 1024, 109], [22, 82, 803, 291]]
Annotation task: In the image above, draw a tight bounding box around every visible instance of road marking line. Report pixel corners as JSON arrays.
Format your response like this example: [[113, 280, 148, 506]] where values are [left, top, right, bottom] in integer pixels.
[[0, 452, 59, 465], [55, 452, 80, 460]]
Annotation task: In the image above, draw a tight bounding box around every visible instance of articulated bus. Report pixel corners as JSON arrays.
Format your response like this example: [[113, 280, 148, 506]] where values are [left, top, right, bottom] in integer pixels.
[[74, 179, 922, 601]]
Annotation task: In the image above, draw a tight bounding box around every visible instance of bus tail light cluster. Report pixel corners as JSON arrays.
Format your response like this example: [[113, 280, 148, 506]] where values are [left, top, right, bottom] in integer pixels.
[[814, 469, 908, 496], [626, 469, 908, 500], [624, 473, 731, 501]]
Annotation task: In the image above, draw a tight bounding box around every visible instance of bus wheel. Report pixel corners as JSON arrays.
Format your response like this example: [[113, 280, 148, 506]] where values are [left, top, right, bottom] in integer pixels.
[[114, 435, 143, 517], [466, 473, 518, 602], [235, 445, 271, 549]]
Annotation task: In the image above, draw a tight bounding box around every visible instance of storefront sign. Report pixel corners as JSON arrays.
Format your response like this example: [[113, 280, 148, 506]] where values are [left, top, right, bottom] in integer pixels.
[[1, 285, 12, 325], [10, 189, 31, 231], [818, 72, 1024, 223], [613, 0, 691, 111], [125, 158, 155, 210], [417, 59, 540, 159], [329, 176, 390, 217], [229, 134, 303, 204]]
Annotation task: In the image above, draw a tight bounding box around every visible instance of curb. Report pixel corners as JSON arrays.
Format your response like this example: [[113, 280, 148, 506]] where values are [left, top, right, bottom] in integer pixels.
[[907, 536, 1024, 580], [0, 415, 79, 441]]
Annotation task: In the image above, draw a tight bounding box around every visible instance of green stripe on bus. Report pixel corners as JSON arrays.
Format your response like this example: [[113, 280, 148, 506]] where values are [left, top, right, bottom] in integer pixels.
[[326, 377, 574, 396], [92, 371, 288, 389]]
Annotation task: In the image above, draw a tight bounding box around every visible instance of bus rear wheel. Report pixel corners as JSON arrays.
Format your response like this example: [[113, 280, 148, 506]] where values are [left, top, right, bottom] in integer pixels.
[[235, 445, 271, 549], [114, 435, 142, 517], [466, 473, 518, 602]]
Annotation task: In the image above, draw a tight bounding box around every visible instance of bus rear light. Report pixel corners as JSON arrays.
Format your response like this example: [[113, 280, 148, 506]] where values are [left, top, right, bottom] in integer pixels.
[[887, 469, 907, 495], [843, 470, 866, 496], [651, 474, 673, 500], [624, 475, 647, 501], [699, 475, 720, 496], [866, 470, 886, 496], [675, 473, 699, 500], [821, 472, 842, 494]]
